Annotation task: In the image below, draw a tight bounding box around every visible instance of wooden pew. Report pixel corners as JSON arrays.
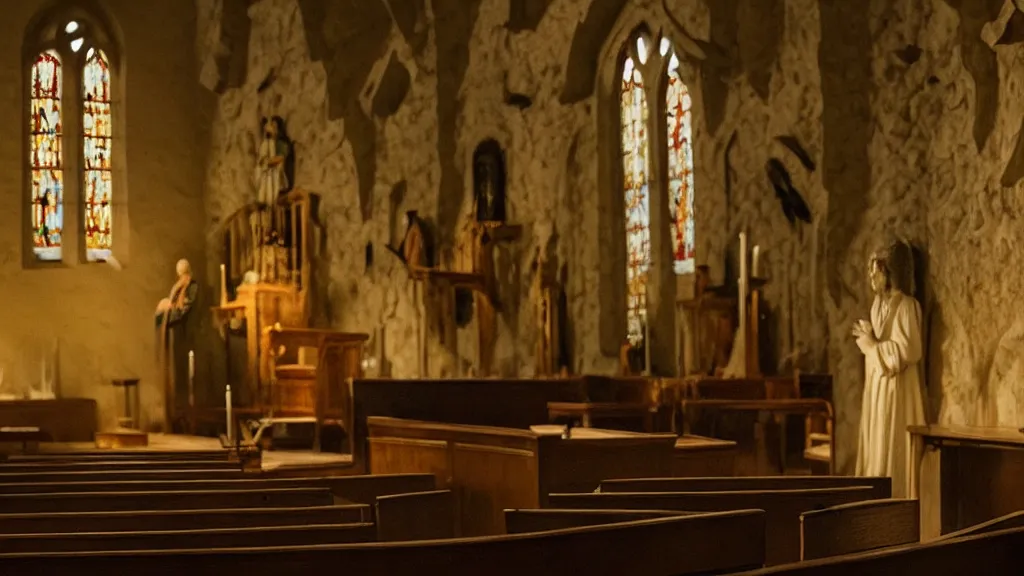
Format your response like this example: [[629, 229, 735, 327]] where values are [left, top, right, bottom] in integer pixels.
[[0, 469, 250, 484], [0, 504, 368, 534], [800, 499, 919, 560], [7, 450, 232, 461], [0, 511, 768, 575], [600, 475, 892, 500], [939, 510, 1024, 540], [0, 460, 242, 473], [504, 509, 688, 534], [548, 486, 876, 565], [0, 487, 335, 514], [0, 523, 377, 553], [0, 473, 436, 504], [368, 417, 676, 535], [737, 525, 1024, 575], [375, 490, 456, 541]]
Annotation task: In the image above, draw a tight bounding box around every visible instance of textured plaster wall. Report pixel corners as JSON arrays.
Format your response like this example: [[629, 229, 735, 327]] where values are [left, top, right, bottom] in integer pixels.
[[197, 0, 1024, 471], [0, 0, 208, 431]]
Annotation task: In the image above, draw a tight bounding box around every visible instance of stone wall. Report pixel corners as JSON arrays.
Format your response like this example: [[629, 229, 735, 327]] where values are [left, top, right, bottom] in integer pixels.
[[0, 0, 208, 431], [197, 0, 1024, 471]]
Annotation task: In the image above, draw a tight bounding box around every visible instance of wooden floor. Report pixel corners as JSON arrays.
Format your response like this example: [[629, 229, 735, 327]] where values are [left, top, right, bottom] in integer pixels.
[[16, 433, 353, 472]]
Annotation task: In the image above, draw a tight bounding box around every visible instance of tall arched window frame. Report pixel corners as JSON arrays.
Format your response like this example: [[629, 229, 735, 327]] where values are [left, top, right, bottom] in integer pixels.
[[618, 29, 698, 350], [25, 8, 121, 265]]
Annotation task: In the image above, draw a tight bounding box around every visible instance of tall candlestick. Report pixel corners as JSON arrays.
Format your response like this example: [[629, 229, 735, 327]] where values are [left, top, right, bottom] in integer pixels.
[[225, 385, 234, 445], [738, 232, 749, 378], [752, 245, 761, 278], [219, 264, 228, 306], [188, 350, 196, 413], [188, 350, 195, 379]]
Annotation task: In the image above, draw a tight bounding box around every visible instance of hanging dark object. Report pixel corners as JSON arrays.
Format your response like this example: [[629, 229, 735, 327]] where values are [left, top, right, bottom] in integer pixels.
[[775, 135, 816, 172], [766, 158, 812, 226]]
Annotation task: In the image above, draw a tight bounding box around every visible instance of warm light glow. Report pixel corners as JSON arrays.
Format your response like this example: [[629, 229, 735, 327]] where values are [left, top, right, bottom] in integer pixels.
[[659, 37, 671, 56], [65, 21, 79, 34], [70, 38, 84, 52], [636, 36, 648, 65]]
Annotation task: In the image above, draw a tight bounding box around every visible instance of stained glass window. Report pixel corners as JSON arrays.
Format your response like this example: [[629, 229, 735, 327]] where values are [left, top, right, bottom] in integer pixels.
[[620, 55, 650, 346], [83, 48, 112, 262], [666, 51, 696, 275], [30, 50, 64, 261]]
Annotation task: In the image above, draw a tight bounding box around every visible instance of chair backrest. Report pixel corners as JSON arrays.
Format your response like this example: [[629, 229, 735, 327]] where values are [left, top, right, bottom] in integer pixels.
[[800, 498, 919, 560]]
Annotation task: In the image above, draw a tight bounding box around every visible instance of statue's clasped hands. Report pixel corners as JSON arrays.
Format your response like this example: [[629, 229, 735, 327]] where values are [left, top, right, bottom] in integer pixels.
[[852, 319, 876, 354]]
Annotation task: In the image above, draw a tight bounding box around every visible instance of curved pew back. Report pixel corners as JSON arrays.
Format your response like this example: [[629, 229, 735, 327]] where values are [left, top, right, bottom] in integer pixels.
[[0, 473, 436, 504], [504, 509, 689, 534], [939, 510, 1024, 540], [0, 511, 767, 576], [0, 460, 242, 473], [0, 469, 250, 484], [600, 476, 891, 500], [800, 499, 919, 560], [375, 490, 456, 541], [549, 486, 875, 565], [736, 525, 1024, 575], [7, 450, 232, 462], [0, 504, 367, 534], [0, 523, 377, 553], [0, 488, 335, 514]]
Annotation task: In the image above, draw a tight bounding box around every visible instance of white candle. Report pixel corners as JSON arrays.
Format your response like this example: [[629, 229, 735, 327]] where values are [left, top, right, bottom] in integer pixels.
[[219, 264, 228, 306], [752, 245, 761, 278], [188, 350, 195, 379]]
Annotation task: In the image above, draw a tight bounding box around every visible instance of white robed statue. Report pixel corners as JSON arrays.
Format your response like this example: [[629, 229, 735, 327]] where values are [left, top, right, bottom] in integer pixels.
[[852, 241, 926, 498], [252, 116, 290, 241]]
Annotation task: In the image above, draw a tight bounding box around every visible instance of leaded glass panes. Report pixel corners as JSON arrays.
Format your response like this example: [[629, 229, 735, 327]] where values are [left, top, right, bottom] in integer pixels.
[[620, 55, 650, 346], [666, 51, 696, 275], [30, 50, 64, 261], [83, 48, 112, 262]]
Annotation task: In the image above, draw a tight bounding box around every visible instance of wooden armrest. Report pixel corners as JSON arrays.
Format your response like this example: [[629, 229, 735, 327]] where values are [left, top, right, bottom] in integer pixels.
[[808, 432, 831, 445]]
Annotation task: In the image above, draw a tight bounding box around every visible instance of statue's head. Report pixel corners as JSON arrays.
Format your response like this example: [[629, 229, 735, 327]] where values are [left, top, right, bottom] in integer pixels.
[[869, 240, 914, 295], [176, 258, 191, 277], [261, 116, 282, 139]]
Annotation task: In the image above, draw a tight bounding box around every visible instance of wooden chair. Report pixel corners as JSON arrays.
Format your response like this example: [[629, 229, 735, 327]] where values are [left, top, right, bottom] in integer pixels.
[[261, 326, 367, 450], [800, 499, 919, 560], [548, 486, 877, 565]]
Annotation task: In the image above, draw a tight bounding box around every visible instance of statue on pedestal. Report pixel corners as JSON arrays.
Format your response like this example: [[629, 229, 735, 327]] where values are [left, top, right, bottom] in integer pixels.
[[853, 240, 926, 498], [155, 258, 198, 432], [473, 139, 506, 223], [251, 116, 292, 278]]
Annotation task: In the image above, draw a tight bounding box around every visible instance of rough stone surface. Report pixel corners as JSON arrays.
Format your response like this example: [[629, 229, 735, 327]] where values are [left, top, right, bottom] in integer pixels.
[[189, 0, 1024, 473]]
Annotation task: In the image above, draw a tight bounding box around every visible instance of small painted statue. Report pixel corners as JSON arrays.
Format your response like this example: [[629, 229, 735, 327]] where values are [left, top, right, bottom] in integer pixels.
[[473, 139, 507, 223], [252, 116, 292, 241]]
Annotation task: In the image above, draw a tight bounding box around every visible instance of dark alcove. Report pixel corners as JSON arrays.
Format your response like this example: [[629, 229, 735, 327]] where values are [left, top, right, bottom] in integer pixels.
[[473, 139, 507, 223]]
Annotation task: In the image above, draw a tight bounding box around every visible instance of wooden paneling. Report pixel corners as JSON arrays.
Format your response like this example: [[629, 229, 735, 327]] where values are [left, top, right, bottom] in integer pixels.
[[375, 490, 455, 541], [367, 417, 676, 536], [0, 399, 97, 442], [801, 499, 919, 560]]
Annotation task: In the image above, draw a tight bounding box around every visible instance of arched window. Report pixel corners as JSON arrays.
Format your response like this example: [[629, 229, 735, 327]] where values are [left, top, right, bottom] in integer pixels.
[[30, 50, 64, 261], [83, 47, 113, 261], [26, 10, 119, 264], [618, 30, 698, 352]]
